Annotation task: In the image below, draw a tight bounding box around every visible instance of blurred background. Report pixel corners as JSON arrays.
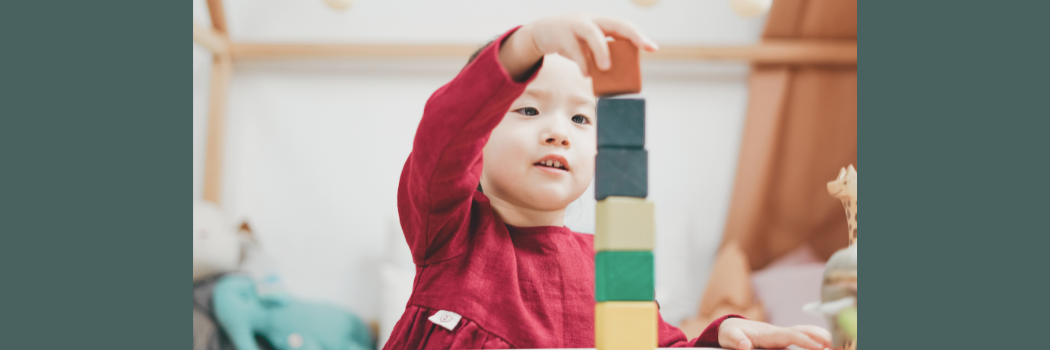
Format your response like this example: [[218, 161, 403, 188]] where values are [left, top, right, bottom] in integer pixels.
[[192, 0, 856, 348]]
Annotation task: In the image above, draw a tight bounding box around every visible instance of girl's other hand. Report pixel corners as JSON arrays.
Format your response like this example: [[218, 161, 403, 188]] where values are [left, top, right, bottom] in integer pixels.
[[500, 15, 658, 80], [718, 318, 833, 350]]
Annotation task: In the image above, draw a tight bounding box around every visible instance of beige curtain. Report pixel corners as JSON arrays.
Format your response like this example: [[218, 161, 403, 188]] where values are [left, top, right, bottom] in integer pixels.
[[722, 0, 858, 270]]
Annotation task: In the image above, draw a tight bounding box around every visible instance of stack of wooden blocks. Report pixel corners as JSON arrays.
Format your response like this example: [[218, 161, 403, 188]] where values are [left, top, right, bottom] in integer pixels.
[[590, 37, 656, 350]]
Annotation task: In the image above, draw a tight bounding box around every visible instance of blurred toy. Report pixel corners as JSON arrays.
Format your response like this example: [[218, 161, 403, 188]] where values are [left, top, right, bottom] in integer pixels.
[[828, 165, 858, 245], [194, 201, 241, 281], [730, 0, 773, 18], [213, 274, 374, 350], [236, 222, 291, 303], [323, 0, 353, 11], [193, 200, 287, 294], [838, 306, 858, 340], [631, 0, 659, 8], [811, 244, 857, 349], [805, 165, 858, 349]]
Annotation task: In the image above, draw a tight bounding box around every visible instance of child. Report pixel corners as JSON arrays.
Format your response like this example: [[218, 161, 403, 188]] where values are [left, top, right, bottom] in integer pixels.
[[387, 15, 832, 350]]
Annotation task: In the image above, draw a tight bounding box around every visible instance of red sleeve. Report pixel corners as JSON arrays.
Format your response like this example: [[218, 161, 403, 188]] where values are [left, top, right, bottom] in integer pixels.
[[659, 314, 744, 348], [397, 26, 542, 266]]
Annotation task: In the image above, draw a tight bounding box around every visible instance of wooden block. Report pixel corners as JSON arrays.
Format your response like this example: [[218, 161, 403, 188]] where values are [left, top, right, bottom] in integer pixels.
[[587, 36, 642, 97], [597, 97, 645, 148], [595, 251, 654, 302], [595, 301, 657, 350], [595, 148, 647, 200], [595, 197, 655, 251]]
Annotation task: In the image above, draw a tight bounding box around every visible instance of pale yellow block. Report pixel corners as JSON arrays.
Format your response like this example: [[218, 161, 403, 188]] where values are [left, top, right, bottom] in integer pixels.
[[595, 197, 655, 251], [595, 301, 657, 350]]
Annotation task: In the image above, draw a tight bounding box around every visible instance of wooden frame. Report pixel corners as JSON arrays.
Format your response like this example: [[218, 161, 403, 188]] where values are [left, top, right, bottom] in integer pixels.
[[228, 41, 855, 64], [192, 2, 857, 204], [202, 54, 231, 204], [193, 23, 229, 55], [195, 0, 232, 205], [644, 40, 855, 64]]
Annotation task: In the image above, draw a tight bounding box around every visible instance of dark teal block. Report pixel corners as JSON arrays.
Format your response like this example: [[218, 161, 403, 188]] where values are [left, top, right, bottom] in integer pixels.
[[595, 148, 647, 200], [597, 97, 645, 148], [595, 251, 654, 302]]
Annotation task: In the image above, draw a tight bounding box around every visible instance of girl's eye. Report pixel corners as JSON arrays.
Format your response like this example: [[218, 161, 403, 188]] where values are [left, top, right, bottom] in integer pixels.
[[516, 107, 539, 116], [571, 115, 590, 125]]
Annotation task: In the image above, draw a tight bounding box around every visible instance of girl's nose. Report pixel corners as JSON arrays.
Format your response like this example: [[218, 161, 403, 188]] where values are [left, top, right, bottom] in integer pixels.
[[544, 136, 570, 147], [542, 124, 571, 147], [541, 115, 571, 147]]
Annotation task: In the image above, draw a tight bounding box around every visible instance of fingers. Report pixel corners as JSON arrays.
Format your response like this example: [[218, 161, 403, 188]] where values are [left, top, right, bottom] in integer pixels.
[[571, 20, 611, 71], [720, 327, 753, 350], [560, 38, 592, 77], [533, 15, 656, 76], [791, 325, 834, 349], [774, 328, 826, 350], [591, 17, 659, 52]]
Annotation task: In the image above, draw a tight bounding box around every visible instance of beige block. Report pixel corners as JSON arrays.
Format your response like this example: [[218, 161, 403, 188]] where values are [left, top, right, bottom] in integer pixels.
[[595, 301, 658, 350], [595, 197, 655, 251]]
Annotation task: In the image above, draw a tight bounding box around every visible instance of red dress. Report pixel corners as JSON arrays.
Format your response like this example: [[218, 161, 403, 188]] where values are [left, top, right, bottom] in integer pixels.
[[385, 26, 736, 349]]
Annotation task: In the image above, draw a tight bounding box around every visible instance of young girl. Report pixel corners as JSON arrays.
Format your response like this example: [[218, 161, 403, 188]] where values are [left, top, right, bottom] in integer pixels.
[[387, 15, 832, 350]]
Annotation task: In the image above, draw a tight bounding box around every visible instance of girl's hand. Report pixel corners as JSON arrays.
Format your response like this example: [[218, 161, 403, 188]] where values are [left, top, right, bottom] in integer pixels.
[[718, 318, 833, 350], [499, 15, 658, 80]]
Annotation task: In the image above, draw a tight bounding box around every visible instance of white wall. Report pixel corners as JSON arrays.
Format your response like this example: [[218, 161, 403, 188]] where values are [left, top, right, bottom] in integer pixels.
[[196, 0, 763, 46], [193, 0, 762, 330]]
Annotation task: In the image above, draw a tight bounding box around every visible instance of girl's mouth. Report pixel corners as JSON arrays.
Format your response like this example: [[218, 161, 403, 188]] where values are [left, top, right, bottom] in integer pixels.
[[534, 162, 569, 174], [534, 159, 567, 170], [533, 155, 570, 174]]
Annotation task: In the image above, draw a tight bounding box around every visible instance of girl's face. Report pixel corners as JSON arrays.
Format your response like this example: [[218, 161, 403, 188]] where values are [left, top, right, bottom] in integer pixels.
[[481, 54, 597, 212]]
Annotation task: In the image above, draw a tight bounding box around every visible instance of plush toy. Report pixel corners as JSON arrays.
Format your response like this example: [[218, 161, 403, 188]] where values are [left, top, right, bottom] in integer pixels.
[[213, 274, 374, 350], [194, 201, 241, 281], [805, 165, 859, 350]]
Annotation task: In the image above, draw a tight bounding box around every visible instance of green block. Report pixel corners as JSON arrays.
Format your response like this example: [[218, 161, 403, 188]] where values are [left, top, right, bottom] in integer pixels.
[[595, 251, 654, 302]]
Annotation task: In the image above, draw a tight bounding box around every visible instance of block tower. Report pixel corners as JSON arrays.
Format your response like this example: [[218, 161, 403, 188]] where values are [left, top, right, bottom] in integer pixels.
[[589, 36, 656, 350]]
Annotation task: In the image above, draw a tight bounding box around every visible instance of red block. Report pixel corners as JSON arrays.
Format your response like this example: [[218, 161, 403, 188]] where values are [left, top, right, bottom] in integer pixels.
[[587, 36, 642, 97]]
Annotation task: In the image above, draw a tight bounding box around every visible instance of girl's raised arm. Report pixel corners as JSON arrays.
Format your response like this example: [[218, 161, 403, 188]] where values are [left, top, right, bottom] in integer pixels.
[[397, 27, 540, 266]]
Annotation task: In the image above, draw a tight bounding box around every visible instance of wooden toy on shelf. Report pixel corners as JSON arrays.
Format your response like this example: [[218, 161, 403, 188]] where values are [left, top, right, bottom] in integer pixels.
[[806, 165, 858, 350], [827, 165, 858, 245]]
